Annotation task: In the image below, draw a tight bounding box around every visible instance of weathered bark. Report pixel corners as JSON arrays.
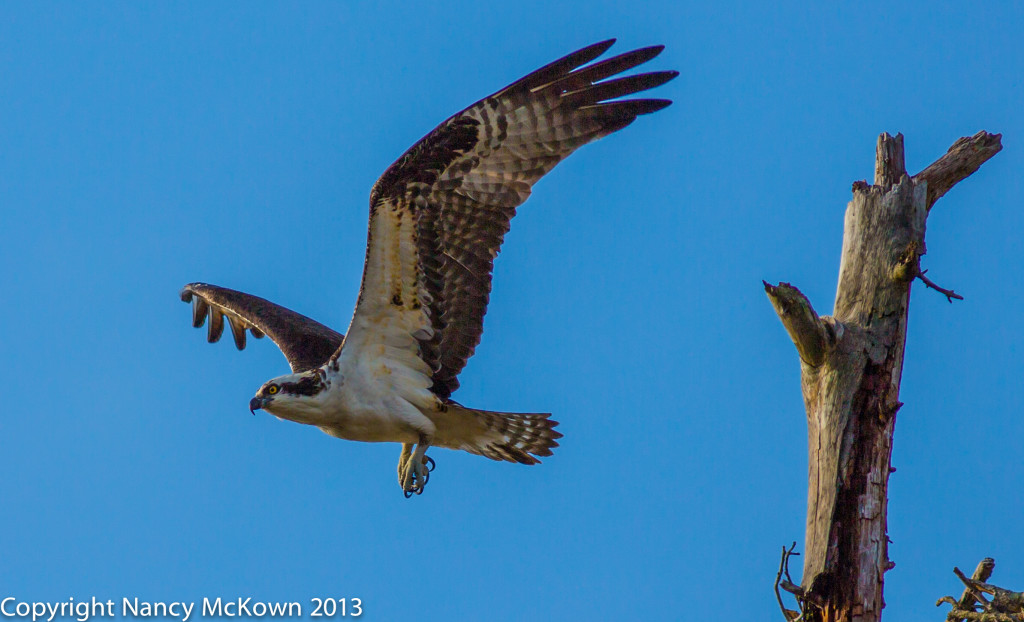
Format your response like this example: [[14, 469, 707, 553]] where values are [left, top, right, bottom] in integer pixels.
[[938, 558, 1024, 621], [765, 131, 1002, 622], [952, 559, 997, 622]]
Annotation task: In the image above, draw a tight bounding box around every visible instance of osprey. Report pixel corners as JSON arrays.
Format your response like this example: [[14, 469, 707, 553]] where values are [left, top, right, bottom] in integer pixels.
[[180, 40, 675, 496]]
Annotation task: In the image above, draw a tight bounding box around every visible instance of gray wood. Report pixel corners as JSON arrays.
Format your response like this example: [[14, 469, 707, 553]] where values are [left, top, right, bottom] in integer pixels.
[[954, 559, 997, 622], [765, 131, 1002, 622]]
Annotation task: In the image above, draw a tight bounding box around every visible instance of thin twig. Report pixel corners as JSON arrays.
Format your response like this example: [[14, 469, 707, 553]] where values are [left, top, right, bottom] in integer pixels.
[[918, 269, 964, 303], [784, 546, 798, 586], [775, 545, 790, 620], [775, 542, 802, 621]]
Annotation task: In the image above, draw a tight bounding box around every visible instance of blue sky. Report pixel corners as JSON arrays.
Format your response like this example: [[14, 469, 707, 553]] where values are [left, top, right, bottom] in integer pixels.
[[1, 2, 1021, 620]]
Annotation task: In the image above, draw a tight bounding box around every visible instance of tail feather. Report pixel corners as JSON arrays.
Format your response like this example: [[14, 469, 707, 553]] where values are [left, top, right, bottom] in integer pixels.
[[442, 403, 562, 464]]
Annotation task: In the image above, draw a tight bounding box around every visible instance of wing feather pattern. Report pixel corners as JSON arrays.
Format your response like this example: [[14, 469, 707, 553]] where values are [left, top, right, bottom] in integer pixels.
[[340, 40, 676, 398], [180, 283, 344, 373]]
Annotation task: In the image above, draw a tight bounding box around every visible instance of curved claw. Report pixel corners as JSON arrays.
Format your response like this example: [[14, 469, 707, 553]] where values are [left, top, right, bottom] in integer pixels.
[[401, 461, 428, 497], [399, 444, 433, 497]]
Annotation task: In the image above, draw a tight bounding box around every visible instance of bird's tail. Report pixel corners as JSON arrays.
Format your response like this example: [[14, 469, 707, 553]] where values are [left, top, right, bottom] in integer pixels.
[[440, 403, 562, 464]]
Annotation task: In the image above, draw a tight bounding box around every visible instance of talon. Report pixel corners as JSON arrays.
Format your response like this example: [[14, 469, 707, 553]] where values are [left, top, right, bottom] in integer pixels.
[[399, 460, 426, 497], [397, 440, 432, 497]]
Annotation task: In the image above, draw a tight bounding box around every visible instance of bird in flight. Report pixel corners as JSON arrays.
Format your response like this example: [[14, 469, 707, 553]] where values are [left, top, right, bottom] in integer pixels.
[[181, 39, 675, 496]]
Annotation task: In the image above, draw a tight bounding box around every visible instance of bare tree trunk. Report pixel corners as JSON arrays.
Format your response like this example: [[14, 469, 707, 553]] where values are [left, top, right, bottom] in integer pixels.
[[765, 131, 1002, 622]]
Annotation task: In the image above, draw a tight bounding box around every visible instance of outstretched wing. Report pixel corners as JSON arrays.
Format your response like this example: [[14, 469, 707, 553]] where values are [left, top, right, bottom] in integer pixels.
[[340, 40, 676, 398], [181, 283, 344, 373]]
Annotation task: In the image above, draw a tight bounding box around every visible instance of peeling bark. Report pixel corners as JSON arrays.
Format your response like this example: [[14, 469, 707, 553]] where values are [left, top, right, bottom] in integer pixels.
[[765, 131, 1002, 622]]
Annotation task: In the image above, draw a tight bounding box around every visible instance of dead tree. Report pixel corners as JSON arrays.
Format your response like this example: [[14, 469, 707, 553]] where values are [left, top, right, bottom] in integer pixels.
[[937, 558, 1024, 621], [765, 131, 1002, 622]]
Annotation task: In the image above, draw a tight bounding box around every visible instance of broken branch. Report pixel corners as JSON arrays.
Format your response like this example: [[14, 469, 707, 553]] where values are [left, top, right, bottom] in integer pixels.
[[913, 131, 1003, 211], [940, 558, 1024, 622], [763, 281, 832, 367], [957, 559, 998, 618]]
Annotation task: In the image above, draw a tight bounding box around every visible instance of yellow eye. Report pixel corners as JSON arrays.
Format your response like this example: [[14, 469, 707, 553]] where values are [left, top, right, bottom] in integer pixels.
[[267, 385, 279, 395]]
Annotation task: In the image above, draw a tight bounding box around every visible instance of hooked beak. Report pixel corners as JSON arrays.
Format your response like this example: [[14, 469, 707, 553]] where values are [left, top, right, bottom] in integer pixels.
[[249, 396, 270, 415]]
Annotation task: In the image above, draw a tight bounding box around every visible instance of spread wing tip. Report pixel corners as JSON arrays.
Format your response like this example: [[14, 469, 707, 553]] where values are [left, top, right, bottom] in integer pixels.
[[180, 285, 209, 329], [512, 39, 618, 93], [178, 282, 343, 371], [636, 98, 673, 114], [360, 40, 675, 395], [614, 98, 674, 115], [566, 70, 677, 109], [582, 97, 674, 117], [181, 282, 216, 298], [582, 38, 617, 57], [178, 282, 248, 350]]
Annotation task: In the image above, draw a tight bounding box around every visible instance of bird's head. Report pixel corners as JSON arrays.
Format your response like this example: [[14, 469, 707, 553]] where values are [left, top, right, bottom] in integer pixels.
[[249, 369, 329, 424]]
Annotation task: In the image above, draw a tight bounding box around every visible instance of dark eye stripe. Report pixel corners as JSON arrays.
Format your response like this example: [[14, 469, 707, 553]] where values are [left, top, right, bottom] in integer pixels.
[[280, 375, 324, 397]]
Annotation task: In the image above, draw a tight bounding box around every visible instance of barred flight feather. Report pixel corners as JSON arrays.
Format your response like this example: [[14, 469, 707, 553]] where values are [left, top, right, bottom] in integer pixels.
[[355, 39, 676, 399]]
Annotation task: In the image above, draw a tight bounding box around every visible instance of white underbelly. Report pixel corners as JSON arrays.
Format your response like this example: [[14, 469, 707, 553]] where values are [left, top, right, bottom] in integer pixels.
[[315, 359, 435, 444]]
